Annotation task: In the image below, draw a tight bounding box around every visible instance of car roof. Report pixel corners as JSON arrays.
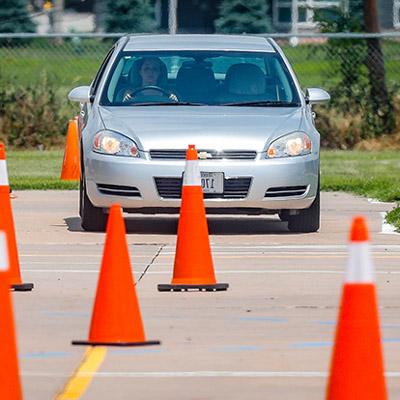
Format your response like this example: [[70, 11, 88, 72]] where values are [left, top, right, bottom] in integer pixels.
[[123, 34, 275, 53]]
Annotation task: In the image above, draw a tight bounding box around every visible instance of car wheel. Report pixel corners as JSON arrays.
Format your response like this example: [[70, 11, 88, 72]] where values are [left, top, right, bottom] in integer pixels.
[[80, 167, 108, 232], [287, 186, 320, 233], [278, 210, 289, 222]]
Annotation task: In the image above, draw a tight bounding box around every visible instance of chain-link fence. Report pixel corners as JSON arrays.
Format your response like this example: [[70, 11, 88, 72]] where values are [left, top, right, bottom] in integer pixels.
[[0, 33, 399, 148], [0, 33, 399, 88]]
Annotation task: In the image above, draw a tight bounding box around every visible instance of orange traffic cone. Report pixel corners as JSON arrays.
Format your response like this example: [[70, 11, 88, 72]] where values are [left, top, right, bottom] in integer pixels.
[[0, 144, 33, 291], [60, 119, 80, 181], [326, 216, 387, 399], [158, 144, 229, 292], [0, 230, 23, 399], [72, 204, 160, 346]]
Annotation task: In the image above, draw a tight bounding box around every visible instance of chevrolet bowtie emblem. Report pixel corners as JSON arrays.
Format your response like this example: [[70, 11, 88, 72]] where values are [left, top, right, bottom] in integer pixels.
[[198, 151, 212, 160]]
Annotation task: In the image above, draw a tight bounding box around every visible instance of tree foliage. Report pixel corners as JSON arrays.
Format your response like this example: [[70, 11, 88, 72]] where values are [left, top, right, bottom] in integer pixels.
[[105, 0, 155, 33], [215, 0, 271, 34], [0, 0, 36, 33]]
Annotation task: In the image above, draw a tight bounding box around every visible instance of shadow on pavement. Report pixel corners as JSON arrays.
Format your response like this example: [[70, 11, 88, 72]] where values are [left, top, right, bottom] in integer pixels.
[[64, 215, 290, 235]]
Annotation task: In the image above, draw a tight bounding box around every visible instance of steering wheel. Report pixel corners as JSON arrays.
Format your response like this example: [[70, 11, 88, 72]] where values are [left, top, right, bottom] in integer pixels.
[[130, 85, 179, 101]]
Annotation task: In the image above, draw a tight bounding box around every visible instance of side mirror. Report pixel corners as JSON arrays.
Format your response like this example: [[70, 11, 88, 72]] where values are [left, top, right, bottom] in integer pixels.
[[306, 88, 330, 104], [68, 86, 92, 103]]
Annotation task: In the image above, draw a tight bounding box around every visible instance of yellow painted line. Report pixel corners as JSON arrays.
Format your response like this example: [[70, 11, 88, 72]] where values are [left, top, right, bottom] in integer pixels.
[[20, 254, 147, 258], [55, 347, 107, 400]]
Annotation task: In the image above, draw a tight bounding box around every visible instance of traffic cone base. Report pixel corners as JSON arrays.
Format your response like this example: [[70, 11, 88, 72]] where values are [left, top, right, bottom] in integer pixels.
[[72, 205, 160, 347], [72, 339, 160, 347], [158, 283, 229, 292], [12, 283, 34, 292]]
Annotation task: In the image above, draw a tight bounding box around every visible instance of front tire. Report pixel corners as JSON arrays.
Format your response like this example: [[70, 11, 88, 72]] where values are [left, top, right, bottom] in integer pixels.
[[79, 167, 108, 232], [287, 187, 320, 233]]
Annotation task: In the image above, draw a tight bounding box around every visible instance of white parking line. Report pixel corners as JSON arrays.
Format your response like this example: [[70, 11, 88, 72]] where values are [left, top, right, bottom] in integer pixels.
[[19, 244, 400, 251], [18, 251, 400, 258], [186, 245, 400, 251], [20, 370, 400, 378], [21, 269, 400, 275]]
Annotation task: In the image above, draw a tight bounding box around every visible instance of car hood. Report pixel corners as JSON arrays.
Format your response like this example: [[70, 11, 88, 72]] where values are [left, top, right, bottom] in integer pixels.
[[98, 106, 303, 152]]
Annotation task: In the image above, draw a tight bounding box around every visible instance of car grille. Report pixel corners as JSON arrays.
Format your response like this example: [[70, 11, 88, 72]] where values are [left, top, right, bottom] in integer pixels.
[[97, 184, 141, 197], [264, 185, 308, 198], [149, 149, 257, 160], [154, 177, 252, 199]]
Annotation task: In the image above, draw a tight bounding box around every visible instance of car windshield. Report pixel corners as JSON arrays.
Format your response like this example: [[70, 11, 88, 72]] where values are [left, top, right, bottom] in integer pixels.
[[100, 50, 301, 107]]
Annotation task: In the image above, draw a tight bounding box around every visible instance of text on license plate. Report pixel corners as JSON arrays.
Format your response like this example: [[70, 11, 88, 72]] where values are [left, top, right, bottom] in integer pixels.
[[200, 172, 223, 194]]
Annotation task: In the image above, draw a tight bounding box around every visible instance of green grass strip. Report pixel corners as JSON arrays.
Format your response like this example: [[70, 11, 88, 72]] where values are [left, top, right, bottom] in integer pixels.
[[7, 150, 78, 190], [5, 149, 400, 231], [321, 150, 400, 231]]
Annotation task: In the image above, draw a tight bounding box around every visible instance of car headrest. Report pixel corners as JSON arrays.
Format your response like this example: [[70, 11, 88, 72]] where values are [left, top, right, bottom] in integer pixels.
[[176, 62, 217, 99], [225, 63, 266, 95], [128, 57, 168, 88]]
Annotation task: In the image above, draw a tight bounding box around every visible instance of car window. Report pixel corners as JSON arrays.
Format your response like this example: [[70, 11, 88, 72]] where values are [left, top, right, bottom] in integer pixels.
[[100, 50, 300, 107]]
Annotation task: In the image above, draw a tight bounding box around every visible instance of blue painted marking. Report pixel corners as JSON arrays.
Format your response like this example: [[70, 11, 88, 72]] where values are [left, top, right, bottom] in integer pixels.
[[211, 345, 263, 353], [383, 338, 400, 343], [292, 341, 332, 349], [238, 316, 288, 323], [20, 351, 70, 359], [317, 321, 335, 326], [292, 338, 400, 349], [42, 311, 90, 318], [109, 348, 162, 356]]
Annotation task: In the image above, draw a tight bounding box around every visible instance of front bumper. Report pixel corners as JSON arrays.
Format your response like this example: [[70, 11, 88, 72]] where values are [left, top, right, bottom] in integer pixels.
[[85, 151, 319, 212]]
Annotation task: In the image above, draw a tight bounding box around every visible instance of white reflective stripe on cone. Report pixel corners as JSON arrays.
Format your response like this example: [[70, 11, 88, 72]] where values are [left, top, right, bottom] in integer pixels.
[[183, 160, 201, 186], [0, 231, 9, 272], [0, 160, 9, 186], [345, 242, 374, 283]]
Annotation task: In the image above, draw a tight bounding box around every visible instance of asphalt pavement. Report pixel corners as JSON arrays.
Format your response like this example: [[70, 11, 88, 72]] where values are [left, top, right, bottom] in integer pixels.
[[10, 191, 400, 399]]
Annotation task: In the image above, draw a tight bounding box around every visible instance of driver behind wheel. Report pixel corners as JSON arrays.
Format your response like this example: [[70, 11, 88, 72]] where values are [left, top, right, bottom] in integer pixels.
[[118, 57, 177, 102]]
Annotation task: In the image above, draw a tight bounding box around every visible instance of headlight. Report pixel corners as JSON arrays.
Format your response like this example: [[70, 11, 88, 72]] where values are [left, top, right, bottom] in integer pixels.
[[93, 130, 139, 157], [267, 132, 311, 158]]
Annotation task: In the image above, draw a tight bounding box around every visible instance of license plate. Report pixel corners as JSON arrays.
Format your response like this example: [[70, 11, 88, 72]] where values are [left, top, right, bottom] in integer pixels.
[[200, 172, 223, 194]]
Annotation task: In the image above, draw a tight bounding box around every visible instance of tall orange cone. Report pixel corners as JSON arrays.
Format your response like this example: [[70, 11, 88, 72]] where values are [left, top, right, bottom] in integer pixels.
[[326, 216, 387, 399], [60, 119, 80, 181], [72, 204, 160, 346], [0, 144, 33, 291], [0, 230, 23, 399], [158, 144, 228, 292]]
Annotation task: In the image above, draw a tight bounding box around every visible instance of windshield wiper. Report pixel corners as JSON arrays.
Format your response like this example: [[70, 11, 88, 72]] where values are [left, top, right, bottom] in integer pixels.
[[129, 101, 205, 106], [221, 101, 300, 107]]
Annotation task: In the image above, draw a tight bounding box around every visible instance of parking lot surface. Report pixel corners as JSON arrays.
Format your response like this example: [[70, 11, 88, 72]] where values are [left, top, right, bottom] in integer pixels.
[[11, 191, 400, 399]]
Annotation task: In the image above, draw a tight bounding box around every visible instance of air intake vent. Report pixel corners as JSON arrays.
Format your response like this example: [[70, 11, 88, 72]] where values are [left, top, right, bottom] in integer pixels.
[[154, 177, 252, 199], [264, 185, 307, 198], [97, 184, 141, 197], [150, 150, 256, 160]]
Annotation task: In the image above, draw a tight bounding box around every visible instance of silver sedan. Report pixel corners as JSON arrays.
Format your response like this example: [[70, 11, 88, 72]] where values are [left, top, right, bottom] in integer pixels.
[[68, 34, 330, 232]]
